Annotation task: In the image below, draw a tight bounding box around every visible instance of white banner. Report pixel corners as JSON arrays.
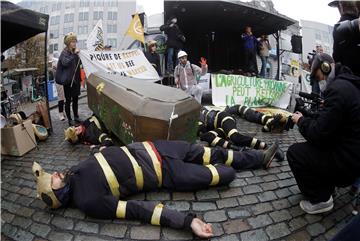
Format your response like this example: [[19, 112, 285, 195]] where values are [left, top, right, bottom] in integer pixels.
[[198, 73, 210, 91], [301, 70, 312, 93], [211, 74, 293, 109], [87, 19, 104, 51], [79, 49, 160, 81]]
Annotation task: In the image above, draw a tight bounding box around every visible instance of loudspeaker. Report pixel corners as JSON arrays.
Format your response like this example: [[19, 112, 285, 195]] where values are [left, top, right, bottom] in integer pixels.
[[291, 35, 303, 54]]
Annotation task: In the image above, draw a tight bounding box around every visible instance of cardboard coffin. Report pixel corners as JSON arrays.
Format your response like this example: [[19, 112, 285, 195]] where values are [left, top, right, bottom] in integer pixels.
[[1, 119, 36, 156], [87, 72, 201, 144]]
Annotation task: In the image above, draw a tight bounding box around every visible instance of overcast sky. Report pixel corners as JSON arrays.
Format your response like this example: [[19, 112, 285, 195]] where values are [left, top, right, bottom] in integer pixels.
[[10, 0, 341, 26]]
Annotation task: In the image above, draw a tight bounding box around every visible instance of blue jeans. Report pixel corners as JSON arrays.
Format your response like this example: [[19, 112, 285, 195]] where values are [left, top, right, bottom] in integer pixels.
[[260, 56, 268, 78], [166, 48, 179, 72]]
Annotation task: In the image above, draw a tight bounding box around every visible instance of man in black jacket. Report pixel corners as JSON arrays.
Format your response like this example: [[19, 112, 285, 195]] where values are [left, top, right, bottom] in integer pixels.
[[160, 16, 186, 74], [64, 115, 113, 147], [56, 32, 82, 126], [287, 53, 360, 214], [33, 140, 278, 238]]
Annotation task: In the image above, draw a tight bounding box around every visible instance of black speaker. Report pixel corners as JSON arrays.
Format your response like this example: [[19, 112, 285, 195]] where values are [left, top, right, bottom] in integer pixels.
[[291, 35, 303, 54]]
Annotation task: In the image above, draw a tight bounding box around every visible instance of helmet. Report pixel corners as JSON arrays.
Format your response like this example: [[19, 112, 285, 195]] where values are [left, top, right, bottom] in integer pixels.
[[32, 162, 62, 209], [8, 113, 23, 125], [177, 50, 188, 59], [146, 40, 157, 46], [64, 32, 77, 46], [64, 126, 78, 143]]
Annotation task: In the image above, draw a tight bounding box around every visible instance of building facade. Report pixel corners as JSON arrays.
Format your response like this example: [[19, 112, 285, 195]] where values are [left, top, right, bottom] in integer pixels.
[[300, 19, 334, 63], [18, 0, 136, 58]]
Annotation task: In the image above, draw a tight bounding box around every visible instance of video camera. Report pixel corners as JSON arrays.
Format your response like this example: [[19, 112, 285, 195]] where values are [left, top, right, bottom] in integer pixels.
[[284, 92, 323, 130]]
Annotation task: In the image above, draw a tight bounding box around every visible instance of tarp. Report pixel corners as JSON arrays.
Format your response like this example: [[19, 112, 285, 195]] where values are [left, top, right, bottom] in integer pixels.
[[1, 1, 49, 52]]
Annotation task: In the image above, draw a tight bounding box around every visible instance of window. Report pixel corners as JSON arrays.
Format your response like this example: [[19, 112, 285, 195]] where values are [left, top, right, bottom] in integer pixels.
[[107, 24, 117, 33], [80, 0, 89, 7], [64, 27, 73, 35], [78, 26, 88, 35], [49, 30, 59, 39], [322, 32, 330, 43], [54, 44, 58, 51], [108, 12, 117, 21], [107, 38, 117, 48], [95, 0, 104, 6], [110, 1, 117, 7], [79, 12, 89, 21], [50, 16, 60, 25], [77, 40, 86, 49], [52, 3, 57, 11], [56, 2, 61, 10], [49, 44, 54, 54], [40, 7, 47, 13], [64, 14, 74, 23], [315, 32, 321, 40], [94, 11, 103, 20]]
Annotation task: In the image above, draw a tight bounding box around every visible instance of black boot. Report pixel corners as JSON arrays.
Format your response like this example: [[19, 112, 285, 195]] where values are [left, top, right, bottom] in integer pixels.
[[262, 141, 279, 169]]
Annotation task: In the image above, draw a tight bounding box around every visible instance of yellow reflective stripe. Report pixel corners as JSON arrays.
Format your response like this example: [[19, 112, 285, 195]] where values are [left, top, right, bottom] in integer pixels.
[[211, 137, 221, 147], [238, 105, 242, 113], [98, 133, 107, 142], [266, 118, 274, 125], [209, 130, 218, 136], [228, 129, 238, 138], [143, 142, 162, 187], [90, 116, 101, 129], [104, 137, 112, 141], [151, 203, 164, 225], [120, 147, 144, 191], [214, 112, 220, 128], [206, 164, 220, 186], [225, 150, 234, 166], [94, 152, 120, 197], [218, 128, 225, 135], [116, 201, 127, 219], [250, 138, 258, 148], [203, 147, 211, 165], [243, 107, 249, 115], [221, 116, 233, 126], [198, 121, 204, 126], [261, 115, 267, 124]]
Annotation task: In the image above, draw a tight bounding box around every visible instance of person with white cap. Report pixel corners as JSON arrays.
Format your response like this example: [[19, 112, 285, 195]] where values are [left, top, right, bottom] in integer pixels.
[[174, 51, 208, 103]]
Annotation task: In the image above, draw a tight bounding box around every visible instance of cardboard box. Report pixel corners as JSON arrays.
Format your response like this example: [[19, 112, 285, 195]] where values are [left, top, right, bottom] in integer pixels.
[[87, 72, 201, 144], [1, 119, 36, 156]]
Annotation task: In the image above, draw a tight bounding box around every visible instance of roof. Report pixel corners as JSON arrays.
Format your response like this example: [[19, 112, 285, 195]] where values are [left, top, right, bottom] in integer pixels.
[[1, 1, 49, 52], [164, 0, 297, 35]]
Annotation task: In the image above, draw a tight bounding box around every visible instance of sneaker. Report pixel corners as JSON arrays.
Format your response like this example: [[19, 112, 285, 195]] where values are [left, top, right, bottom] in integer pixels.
[[300, 196, 334, 214], [58, 112, 65, 121], [262, 141, 279, 169]]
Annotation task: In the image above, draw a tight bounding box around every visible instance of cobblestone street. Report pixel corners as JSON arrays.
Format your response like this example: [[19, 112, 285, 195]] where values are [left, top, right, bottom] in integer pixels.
[[1, 97, 356, 241]]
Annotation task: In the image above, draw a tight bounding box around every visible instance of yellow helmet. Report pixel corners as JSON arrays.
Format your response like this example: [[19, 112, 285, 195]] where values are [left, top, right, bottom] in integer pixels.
[[64, 126, 78, 143], [32, 162, 62, 209], [9, 113, 23, 125], [64, 32, 77, 46]]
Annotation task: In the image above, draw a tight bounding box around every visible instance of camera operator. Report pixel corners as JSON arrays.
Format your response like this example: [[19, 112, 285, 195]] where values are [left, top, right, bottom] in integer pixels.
[[286, 52, 360, 214]]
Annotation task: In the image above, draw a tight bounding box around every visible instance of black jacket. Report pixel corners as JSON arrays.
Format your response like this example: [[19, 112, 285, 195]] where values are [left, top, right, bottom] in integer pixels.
[[144, 52, 161, 76], [160, 23, 185, 49], [80, 116, 113, 146], [297, 65, 360, 177], [56, 49, 81, 95]]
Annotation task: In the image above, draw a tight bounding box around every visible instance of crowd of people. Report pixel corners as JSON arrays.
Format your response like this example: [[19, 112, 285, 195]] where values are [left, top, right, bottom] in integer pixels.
[[30, 0, 360, 239]]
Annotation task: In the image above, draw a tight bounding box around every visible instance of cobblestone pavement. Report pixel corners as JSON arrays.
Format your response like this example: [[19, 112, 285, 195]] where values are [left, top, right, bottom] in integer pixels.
[[1, 97, 357, 241]]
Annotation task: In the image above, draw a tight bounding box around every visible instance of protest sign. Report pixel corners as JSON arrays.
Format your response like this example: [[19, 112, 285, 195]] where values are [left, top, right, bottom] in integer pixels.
[[211, 74, 292, 109], [301, 70, 312, 93], [87, 19, 104, 51], [79, 49, 160, 81]]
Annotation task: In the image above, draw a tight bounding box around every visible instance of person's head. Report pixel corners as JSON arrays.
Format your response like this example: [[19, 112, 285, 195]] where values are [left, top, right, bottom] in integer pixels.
[[51, 59, 58, 70], [177, 50, 188, 65], [261, 35, 268, 40], [147, 40, 157, 53], [64, 125, 83, 144], [169, 16, 177, 24], [64, 32, 77, 49], [329, 1, 359, 18], [316, 45, 324, 53], [310, 53, 335, 91], [32, 162, 71, 209], [245, 26, 252, 34]]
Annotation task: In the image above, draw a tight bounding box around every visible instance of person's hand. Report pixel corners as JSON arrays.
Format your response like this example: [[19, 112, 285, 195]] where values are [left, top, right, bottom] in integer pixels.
[[74, 48, 80, 54], [291, 111, 303, 124], [190, 218, 213, 238], [199, 57, 207, 66]]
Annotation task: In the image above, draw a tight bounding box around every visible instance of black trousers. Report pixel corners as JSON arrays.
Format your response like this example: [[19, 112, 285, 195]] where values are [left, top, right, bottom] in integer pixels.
[[64, 85, 79, 120], [154, 140, 263, 192], [287, 142, 355, 203], [244, 49, 258, 74]]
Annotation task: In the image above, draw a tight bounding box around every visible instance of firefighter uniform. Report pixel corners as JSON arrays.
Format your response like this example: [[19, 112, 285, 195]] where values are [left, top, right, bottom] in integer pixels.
[[33, 140, 264, 230], [65, 115, 113, 146], [199, 108, 267, 149]]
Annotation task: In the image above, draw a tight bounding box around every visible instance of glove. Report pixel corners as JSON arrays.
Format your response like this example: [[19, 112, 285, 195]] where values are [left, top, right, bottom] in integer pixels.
[[199, 57, 207, 66]]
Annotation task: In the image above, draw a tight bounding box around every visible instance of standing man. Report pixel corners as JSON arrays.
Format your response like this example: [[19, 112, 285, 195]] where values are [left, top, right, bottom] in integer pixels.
[[160, 16, 186, 74], [56, 32, 82, 126], [174, 51, 207, 103], [259, 35, 271, 78], [144, 40, 161, 76], [241, 26, 259, 76], [287, 53, 360, 214]]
